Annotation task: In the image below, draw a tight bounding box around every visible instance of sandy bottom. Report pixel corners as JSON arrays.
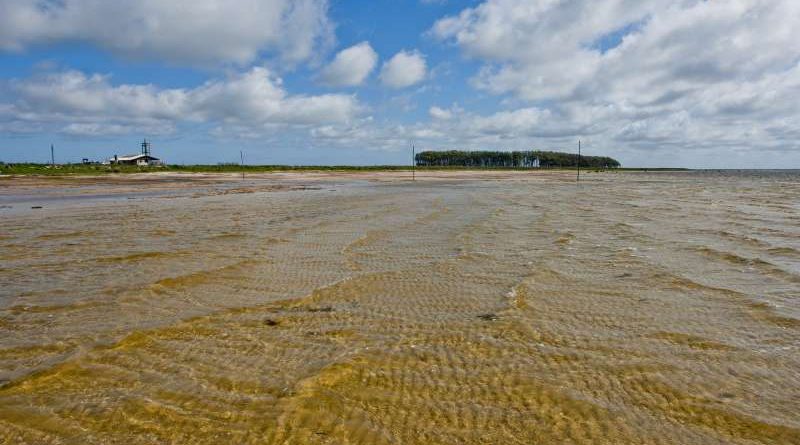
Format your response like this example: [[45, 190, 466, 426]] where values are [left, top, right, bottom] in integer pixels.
[[1, 170, 799, 444]]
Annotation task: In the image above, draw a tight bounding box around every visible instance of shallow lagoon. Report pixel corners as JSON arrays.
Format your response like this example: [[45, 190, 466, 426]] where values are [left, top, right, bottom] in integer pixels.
[[1, 170, 798, 444]]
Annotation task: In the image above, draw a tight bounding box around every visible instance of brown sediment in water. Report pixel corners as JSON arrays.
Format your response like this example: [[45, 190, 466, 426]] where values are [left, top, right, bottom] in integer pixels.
[[1, 170, 799, 444]]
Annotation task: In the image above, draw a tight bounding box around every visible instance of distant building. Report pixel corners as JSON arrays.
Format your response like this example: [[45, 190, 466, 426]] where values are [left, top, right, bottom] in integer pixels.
[[107, 154, 162, 166], [106, 139, 163, 166]]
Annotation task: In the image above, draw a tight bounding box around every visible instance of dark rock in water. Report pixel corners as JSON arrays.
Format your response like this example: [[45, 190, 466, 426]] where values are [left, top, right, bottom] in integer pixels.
[[477, 313, 499, 321], [31, 206, 43, 209], [263, 318, 279, 326]]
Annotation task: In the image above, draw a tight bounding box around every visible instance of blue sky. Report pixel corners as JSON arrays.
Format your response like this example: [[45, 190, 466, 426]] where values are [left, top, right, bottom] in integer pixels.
[[1, 0, 798, 168]]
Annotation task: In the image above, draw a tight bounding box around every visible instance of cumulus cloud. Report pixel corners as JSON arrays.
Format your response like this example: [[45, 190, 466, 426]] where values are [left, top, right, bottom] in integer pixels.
[[1, 67, 363, 136], [0, 0, 333, 66], [310, 105, 586, 152], [431, 0, 800, 160], [189, 68, 362, 125], [429, 107, 583, 142], [429, 106, 452, 120], [380, 50, 427, 88], [318, 42, 378, 86], [61, 122, 176, 137], [3, 0, 799, 167]]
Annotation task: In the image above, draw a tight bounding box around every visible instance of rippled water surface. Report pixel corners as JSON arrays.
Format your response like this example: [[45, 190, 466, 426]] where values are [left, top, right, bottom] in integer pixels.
[[1, 171, 799, 444]]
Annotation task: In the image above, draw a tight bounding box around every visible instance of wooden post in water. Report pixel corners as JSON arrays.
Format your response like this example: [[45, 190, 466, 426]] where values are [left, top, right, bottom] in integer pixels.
[[240, 150, 245, 180], [577, 140, 581, 183], [412, 143, 416, 181]]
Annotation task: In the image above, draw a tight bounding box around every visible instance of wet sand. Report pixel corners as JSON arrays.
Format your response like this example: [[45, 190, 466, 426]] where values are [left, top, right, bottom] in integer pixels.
[[1, 170, 799, 444]]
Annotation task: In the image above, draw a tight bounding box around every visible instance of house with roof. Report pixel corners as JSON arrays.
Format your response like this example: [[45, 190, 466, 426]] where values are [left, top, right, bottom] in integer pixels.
[[108, 153, 162, 166], [106, 140, 163, 166]]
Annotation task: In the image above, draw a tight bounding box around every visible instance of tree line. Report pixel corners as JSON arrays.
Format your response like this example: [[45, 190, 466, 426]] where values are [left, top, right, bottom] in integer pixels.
[[414, 150, 620, 168]]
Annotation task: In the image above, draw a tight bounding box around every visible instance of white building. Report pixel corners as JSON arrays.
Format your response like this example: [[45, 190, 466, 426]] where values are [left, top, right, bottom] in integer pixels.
[[105, 139, 163, 166], [107, 154, 162, 166]]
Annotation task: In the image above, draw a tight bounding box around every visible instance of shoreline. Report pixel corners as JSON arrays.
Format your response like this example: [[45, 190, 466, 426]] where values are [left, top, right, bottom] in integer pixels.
[[0, 169, 691, 194], [0, 164, 689, 178]]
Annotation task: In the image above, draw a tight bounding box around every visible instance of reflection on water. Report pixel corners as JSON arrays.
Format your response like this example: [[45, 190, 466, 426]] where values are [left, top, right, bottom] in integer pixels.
[[1, 171, 799, 444]]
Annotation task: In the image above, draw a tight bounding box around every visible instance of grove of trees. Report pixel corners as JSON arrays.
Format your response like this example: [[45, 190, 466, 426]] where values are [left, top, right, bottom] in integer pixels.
[[414, 150, 620, 168]]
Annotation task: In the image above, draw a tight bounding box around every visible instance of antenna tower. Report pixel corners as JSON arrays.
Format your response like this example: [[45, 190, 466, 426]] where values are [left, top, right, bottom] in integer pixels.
[[141, 139, 151, 157]]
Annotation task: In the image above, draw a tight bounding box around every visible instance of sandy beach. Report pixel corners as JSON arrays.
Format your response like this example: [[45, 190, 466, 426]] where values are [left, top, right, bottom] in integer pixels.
[[1, 170, 799, 444]]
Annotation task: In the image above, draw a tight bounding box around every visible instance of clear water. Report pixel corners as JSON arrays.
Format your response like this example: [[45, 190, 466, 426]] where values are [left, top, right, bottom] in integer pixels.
[[1, 171, 798, 444]]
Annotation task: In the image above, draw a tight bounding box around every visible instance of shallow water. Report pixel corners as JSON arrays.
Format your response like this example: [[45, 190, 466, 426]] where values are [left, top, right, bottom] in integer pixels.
[[1, 171, 799, 444]]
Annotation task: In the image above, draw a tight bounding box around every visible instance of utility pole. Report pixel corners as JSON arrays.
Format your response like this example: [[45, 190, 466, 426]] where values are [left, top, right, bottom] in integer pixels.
[[577, 139, 581, 183], [50, 144, 55, 166], [240, 150, 245, 180]]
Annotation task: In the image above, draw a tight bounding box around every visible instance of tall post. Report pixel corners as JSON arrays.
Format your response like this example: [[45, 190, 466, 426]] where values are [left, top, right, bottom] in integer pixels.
[[50, 144, 55, 166], [240, 150, 245, 180], [577, 139, 581, 183], [412, 143, 416, 181]]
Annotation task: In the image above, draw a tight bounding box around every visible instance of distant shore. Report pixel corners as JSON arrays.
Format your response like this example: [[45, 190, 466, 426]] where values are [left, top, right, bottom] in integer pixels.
[[0, 163, 688, 177]]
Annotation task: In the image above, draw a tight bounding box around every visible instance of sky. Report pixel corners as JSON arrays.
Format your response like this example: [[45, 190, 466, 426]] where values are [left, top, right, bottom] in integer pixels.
[[0, 0, 799, 168]]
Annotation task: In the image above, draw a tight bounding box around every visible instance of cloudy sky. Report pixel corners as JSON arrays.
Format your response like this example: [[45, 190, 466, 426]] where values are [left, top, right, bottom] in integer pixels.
[[1, 0, 798, 167]]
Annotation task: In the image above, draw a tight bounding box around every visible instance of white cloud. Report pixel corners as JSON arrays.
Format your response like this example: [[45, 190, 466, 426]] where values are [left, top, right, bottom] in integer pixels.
[[2, 0, 799, 167], [431, 0, 659, 100], [380, 50, 427, 88], [429, 106, 452, 120], [426, 106, 584, 143], [61, 122, 175, 137], [310, 105, 581, 151], [431, 0, 800, 160], [2, 67, 363, 136], [189, 68, 362, 125], [318, 41, 378, 86], [0, 0, 333, 66], [10, 71, 190, 122]]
